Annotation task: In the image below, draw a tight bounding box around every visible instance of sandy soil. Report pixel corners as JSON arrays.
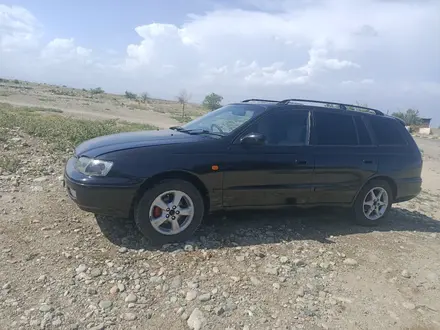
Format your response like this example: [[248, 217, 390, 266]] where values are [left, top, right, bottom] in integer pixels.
[[0, 80, 440, 330]]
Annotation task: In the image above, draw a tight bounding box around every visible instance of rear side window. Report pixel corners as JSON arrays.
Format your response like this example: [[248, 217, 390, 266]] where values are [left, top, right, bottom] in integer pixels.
[[354, 116, 372, 145], [313, 112, 357, 145], [370, 117, 407, 145]]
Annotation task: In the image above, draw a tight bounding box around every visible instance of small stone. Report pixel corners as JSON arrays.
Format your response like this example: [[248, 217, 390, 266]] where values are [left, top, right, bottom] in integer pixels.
[[3, 282, 11, 289], [90, 268, 102, 278], [39, 304, 52, 313], [402, 302, 416, 310], [250, 277, 261, 286], [280, 256, 288, 264], [273, 283, 281, 290], [123, 313, 137, 321], [186, 290, 198, 301], [296, 288, 305, 297], [171, 276, 182, 288], [37, 275, 47, 282], [343, 258, 358, 266], [87, 288, 97, 295], [33, 176, 47, 183], [401, 270, 411, 278], [198, 293, 211, 302], [99, 300, 112, 309], [110, 286, 119, 295], [264, 266, 279, 275], [187, 308, 206, 330], [125, 293, 137, 303], [184, 244, 194, 252], [214, 306, 225, 316], [213, 267, 219, 273], [236, 255, 245, 262], [118, 247, 128, 253], [117, 283, 125, 292], [320, 262, 330, 269], [230, 276, 241, 282], [75, 264, 87, 274], [293, 259, 305, 266], [52, 318, 62, 326]]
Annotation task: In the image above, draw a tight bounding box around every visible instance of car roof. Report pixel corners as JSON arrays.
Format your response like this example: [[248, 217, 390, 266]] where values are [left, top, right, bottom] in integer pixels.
[[234, 98, 404, 125]]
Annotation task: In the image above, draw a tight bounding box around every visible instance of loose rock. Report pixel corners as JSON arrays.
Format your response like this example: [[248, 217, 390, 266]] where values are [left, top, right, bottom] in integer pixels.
[[198, 293, 211, 302], [125, 293, 137, 303], [187, 308, 206, 330], [123, 313, 137, 321], [343, 258, 358, 266], [186, 290, 198, 301]]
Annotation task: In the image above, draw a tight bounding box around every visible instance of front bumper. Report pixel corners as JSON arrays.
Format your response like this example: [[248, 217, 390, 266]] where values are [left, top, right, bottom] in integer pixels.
[[63, 157, 140, 218]]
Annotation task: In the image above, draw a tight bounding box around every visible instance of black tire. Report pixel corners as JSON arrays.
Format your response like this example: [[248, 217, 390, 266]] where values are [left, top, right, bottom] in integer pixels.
[[353, 179, 393, 226], [134, 179, 204, 245]]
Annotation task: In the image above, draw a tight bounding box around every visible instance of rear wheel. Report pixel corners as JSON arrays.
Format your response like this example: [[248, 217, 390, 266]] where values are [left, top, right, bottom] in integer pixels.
[[353, 180, 392, 226], [134, 179, 204, 245]]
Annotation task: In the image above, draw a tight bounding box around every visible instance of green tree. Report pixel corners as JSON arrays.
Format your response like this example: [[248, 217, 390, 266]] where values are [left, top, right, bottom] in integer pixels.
[[202, 93, 223, 111], [391, 108, 422, 126], [125, 91, 137, 100]]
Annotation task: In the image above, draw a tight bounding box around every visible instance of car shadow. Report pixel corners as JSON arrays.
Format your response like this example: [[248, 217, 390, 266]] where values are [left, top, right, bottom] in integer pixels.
[[95, 206, 440, 251]]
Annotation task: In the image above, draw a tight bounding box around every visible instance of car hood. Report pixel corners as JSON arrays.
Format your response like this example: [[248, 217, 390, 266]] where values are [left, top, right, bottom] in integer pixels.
[[75, 129, 206, 157]]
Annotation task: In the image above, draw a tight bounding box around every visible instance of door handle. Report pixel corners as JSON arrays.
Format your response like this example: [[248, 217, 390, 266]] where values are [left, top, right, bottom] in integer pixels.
[[295, 160, 307, 165], [363, 160, 373, 164]]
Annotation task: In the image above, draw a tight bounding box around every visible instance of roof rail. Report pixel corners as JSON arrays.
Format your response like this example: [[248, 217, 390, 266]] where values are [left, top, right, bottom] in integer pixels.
[[242, 99, 280, 103], [278, 99, 385, 116]]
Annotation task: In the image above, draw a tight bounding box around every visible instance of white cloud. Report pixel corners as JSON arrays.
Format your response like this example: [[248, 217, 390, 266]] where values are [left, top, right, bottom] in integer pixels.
[[0, 4, 41, 51], [40, 38, 92, 63], [0, 0, 439, 122]]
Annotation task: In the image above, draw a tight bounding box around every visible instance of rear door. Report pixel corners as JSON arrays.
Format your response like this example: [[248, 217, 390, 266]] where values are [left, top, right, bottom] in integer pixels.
[[222, 108, 314, 207], [310, 111, 378, 205]]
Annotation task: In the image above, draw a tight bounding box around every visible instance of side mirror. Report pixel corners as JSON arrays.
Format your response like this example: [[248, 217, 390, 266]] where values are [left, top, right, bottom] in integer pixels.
[[240, 132, 266, 145]]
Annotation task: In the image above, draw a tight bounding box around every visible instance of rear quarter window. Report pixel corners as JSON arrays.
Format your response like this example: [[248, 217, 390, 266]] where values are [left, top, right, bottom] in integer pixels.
[[369, 116, 408, 145]]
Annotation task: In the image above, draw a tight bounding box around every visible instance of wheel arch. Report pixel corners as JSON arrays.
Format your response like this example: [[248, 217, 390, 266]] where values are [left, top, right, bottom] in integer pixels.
[[129, 170, 210, 218], [353, 175, 398, 204]]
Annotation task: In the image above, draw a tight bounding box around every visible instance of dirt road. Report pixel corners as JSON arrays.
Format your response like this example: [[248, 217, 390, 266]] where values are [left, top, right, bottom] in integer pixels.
[[0, 122, 439, 330]]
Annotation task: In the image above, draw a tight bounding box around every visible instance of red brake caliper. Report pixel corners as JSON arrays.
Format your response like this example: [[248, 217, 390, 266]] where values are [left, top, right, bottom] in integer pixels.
[[152, 206, 162, 218]]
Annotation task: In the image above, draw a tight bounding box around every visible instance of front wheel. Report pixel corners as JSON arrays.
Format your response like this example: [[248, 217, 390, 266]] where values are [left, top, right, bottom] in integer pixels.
[[134, 179, 204, 245], [353, 180, 392, 226]]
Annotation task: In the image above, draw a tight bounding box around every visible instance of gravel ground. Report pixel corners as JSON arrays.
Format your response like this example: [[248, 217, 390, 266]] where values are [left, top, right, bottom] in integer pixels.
[[1, 129, 440, 330]]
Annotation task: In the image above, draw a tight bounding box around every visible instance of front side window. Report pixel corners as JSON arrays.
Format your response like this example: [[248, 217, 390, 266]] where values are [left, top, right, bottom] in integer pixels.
[[313, 112, 357, 145], [247, 110, 309, 146], [181, 104, 265, 135]]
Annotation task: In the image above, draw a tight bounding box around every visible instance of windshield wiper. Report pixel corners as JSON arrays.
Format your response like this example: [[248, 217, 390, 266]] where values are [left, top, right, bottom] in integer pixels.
[[170, 126, 223, 137], [170, 126, 186, 131], [185, 129, 224, 137]]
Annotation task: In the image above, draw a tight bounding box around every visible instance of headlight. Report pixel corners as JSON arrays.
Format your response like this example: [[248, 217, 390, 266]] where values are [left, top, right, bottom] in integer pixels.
[[75, 157, 113, 176]]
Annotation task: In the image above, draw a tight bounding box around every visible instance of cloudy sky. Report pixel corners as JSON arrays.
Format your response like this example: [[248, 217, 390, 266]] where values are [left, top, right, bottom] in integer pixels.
[[0, 0, 439, 124]]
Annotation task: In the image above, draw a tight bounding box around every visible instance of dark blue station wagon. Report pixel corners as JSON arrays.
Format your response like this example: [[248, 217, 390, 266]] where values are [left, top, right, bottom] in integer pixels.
[[64, 99, 423, 245]]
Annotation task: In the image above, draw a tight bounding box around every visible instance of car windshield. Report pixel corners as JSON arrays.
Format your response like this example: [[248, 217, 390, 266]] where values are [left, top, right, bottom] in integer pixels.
[[180, 104, 264, 136]]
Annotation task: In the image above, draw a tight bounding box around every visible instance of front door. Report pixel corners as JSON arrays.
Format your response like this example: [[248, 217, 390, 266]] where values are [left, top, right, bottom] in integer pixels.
[[222, 109, 314, 207]]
